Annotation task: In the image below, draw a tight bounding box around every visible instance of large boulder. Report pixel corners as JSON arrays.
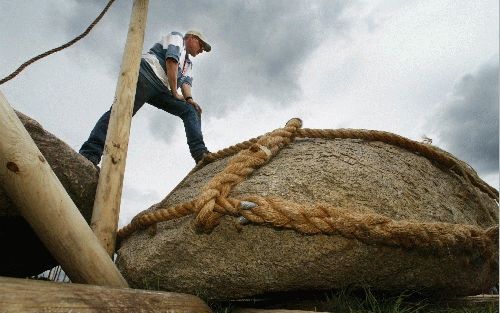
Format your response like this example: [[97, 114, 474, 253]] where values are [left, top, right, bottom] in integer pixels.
[[116, 135, 498, 300], [0, 111, 98, 277]]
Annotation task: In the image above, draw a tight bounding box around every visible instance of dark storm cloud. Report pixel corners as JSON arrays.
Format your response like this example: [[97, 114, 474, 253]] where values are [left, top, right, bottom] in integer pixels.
[[170, 0, 352, 115], [52, 0, 132, 76], [58, 0, 353, 112], [433, 58, 499, 175], [0, 1, 71, 77], [49, 0, 354, 144]]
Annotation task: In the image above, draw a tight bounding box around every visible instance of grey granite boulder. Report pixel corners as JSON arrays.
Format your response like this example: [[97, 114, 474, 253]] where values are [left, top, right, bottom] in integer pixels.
[[116, 137, 498, 299], [0, 111, 98, 277]]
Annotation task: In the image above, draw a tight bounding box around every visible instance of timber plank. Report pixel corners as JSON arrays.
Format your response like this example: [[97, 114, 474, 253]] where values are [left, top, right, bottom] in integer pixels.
[[0, 276, 212, 313]]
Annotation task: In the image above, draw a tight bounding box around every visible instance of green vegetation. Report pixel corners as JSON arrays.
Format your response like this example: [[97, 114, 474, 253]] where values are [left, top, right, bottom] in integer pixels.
[[317, 288, 496, 313], [211, 288, 498, 313], [319, 288, 427, 312], [134, 278, 497, 313]]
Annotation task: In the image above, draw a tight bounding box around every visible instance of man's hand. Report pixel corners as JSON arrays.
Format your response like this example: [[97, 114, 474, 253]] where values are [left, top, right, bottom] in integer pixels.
[[172, 91, 185, 101], [186, 98, 202, 115]]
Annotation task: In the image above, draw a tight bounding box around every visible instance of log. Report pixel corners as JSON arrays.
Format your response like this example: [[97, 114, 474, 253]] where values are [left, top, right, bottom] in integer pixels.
[[0, 276, 212, 313], [91, 0, 149, 256], [0, 111, 100, 277], [0, 90, 127, 287]]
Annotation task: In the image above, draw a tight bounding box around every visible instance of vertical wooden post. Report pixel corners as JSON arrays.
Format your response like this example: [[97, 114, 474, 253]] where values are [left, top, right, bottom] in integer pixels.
[[0, 91, 128, 288], [91, 0, 149, 256]]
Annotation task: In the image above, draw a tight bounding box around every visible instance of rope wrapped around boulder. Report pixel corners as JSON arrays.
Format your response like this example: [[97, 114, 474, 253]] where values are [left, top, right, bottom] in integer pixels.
[[295, 128, 498, 201], [117, 118, 498, 260], [118, 118, 303, 237], [233, 195, 498, 259]]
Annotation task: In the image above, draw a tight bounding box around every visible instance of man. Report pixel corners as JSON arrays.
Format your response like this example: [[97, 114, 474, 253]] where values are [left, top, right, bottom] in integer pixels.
[[79, 31, 211, 166]]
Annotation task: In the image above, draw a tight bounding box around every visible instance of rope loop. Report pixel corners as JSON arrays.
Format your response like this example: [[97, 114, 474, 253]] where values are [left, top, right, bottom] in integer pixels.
[[192, 118, 303, 233]]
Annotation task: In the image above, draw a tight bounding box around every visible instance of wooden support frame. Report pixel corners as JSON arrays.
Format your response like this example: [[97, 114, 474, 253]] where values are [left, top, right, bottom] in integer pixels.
[[91, 0, 149, 256], [0, 276, 212, 313], [0, 91, 127, 287]]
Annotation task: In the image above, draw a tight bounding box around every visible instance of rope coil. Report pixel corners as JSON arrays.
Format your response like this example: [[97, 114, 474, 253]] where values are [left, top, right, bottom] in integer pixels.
[[117, 118, 498, 260]]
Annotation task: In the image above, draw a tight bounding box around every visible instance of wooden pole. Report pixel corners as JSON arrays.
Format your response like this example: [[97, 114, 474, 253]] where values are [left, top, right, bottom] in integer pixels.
[[91, 0, 149, 255], [0, 91, 128, 288], [0, 276, 212, 313]]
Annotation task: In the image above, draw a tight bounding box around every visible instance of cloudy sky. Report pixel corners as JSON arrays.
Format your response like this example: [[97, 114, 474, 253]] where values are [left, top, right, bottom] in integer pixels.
[[1, 0, 498, 227]]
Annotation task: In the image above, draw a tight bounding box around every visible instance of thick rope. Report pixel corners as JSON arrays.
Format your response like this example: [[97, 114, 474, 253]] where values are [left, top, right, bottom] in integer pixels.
[[117, 118, 498, 260], [117, 118, 303, 238], [233, 196, 498, 258], [295, 128, 498, 201], [193, 118, 303, 232], [190, 128, 497, 202], [0, 0, 116, 85], [198, 137, 260, 168], [118, 200, 196, 239], [158, 137, 261, 205]]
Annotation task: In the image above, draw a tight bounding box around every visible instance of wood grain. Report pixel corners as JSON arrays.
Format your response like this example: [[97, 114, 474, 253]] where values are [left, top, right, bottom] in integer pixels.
[[0, 91, 127, 287], [91, 0, 149, 256], [0, 276, 212, 313]]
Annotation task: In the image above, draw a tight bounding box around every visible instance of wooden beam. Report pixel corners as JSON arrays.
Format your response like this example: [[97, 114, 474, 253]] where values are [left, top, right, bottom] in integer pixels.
[[0, 91, 127, 287], [0, 276, 212, 313], [91, 0, 149, 256]]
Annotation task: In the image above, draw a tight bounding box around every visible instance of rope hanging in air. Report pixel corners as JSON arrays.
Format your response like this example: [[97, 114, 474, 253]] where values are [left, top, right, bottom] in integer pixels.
[[0, 0, 116, 85]]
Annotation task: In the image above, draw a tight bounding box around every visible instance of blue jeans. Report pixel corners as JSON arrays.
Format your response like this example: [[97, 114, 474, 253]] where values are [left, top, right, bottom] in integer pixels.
[[79, 72, 207, 165]]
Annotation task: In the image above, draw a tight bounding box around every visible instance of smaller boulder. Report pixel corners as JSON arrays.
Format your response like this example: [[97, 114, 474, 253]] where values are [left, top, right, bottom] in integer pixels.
[[0, 111, 99, 277]]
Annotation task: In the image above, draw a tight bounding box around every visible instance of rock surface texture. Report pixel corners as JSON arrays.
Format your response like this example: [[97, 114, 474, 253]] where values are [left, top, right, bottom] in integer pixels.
[[0, 111, 98, 277], [117, 136, 498, 300]]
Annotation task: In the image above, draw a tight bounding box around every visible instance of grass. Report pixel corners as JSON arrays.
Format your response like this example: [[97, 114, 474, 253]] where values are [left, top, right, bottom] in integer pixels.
[[137, 277, 497, 313], [211, 288, 498, 313]]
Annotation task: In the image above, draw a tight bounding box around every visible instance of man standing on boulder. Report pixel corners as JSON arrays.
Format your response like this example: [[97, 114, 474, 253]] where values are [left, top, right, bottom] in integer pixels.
[[79, 31, 211, 165]]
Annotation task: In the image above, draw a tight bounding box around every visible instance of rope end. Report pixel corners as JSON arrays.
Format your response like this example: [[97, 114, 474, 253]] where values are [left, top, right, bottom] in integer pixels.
[[286, 118, 303, 128]]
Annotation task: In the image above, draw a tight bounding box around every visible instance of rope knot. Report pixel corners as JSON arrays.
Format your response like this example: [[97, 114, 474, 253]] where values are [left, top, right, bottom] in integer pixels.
[[193, 119, 303, 233]]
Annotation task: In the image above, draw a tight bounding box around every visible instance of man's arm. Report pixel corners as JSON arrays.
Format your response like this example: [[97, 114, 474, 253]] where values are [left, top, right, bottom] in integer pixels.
[[181, 83, 202, 115], [166, 58, 184, 101]]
